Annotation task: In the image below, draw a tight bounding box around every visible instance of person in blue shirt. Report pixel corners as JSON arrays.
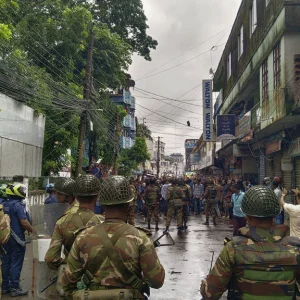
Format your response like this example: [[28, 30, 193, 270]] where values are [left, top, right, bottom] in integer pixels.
[[2, 184, 34, 297], [44, 183, 58, 204], [231, 184, 246, 236]]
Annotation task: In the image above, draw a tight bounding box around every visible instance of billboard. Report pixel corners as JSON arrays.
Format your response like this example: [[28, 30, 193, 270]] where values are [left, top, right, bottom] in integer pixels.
[[216, 115, 236, 140], [202, 80, 213, 142], [185, 139, 198, 149]]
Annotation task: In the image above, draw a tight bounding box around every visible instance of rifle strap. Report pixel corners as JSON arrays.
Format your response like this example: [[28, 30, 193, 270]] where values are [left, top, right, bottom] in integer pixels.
[[85, 223, 146, 291]]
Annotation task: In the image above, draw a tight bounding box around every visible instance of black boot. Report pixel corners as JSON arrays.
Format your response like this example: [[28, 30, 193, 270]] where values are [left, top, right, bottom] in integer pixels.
[[163, 226, 169, 233], [177, 226, 184, 235], [155, 223, 159, 231], [202, 218, 209, 225], [147, 221, 151, 230]]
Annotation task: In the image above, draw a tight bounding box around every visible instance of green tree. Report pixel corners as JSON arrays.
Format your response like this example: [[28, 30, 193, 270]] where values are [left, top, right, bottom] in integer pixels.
[[118, 137, 150, 177], [136, 123, 153, 141]]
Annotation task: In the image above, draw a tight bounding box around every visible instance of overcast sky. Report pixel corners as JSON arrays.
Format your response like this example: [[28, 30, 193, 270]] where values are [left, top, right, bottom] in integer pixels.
[[129, 0, 242, 156]]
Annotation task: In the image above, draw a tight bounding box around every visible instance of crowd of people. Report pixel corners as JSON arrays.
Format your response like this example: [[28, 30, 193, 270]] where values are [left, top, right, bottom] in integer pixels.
[[1, 173, 300, 299]]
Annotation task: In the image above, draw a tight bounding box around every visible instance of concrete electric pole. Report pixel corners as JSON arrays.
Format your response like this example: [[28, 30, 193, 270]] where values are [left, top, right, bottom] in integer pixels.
[[75, 29, 94, 178]]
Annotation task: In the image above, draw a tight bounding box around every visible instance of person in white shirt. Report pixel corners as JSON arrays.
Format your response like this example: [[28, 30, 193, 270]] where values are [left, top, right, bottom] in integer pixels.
[[273, 177, 283, 224], [281, 188, 300, 238]]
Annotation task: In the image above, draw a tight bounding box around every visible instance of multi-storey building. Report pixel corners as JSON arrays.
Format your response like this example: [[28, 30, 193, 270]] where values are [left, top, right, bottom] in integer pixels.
[[110, 88, 136, 149], [214, 0, 300, 189]]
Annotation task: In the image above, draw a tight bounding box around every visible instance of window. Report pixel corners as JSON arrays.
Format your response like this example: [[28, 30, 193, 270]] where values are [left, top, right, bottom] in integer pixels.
[[262, 60, 268, 100], [250, 0, 257, 35], [227, 52, 232, 80], [273, 43, 281, 88], [238, 26, 244, 59]]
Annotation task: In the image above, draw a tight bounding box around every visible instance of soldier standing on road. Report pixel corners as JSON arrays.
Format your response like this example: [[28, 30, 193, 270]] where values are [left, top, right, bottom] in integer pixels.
[[200, 185, 300, 299], [181, 180, 191, 230], [127, 178, 137, 226], [144, 178, 160, 231], [202, 178, 218, 226], [54, 178, 78, 214], [62, 175, 165, 300], [0, 204, 10, 298], [1, 184, 34, 297], [45, 175, 104, 269], [165, 179, 185, 234]]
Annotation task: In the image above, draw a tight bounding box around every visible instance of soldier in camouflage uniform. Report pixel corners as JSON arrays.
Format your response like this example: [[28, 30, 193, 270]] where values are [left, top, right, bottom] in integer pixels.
[[45, 175, 104, 270], [127, 179, 137, 226], [0, 204, 10, 298], [202, 178, 218, 226], [200, 185, 300, 299], [180, 180, 191, 230], [54, 178, 79, 214], [165, 179, 185, 234], [62, 175, 165, 300], [144, 178, 160, 230]]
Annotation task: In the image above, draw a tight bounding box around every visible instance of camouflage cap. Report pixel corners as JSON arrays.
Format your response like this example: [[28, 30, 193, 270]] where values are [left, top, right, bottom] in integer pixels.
[[54, 178, 75, 196], [74, 175, 101, 196], [242, 185, 280, 217], [99, 176, 134, 206]]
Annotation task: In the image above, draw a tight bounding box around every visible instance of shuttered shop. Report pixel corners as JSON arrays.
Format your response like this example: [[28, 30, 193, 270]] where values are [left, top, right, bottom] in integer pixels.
[[273, 152, 283, 178], [295, 157, 300, 189]]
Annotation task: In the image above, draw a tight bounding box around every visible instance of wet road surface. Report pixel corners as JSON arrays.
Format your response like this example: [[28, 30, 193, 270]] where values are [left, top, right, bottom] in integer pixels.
[[3, 214, 231, 300]]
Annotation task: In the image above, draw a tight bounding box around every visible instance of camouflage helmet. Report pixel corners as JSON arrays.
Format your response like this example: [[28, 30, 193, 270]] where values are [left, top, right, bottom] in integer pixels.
[[99, 176, 134, 206], [54, 178, 75, 196], [242, 185, 280, 217], [74, 175, 101, 197]]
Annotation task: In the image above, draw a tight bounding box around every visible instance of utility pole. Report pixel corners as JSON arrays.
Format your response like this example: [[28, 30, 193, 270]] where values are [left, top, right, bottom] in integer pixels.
[[157, 137, 160, 178], [75, 29, 94, 178], [112, 111, 120, 175]]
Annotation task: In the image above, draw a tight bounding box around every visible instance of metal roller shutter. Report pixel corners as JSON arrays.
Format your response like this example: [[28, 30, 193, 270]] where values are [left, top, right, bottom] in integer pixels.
[[259, 155, 265, 184], [295, 157, 300, 189], [265, 159, 273, 178], [273, 152, 283, 179]]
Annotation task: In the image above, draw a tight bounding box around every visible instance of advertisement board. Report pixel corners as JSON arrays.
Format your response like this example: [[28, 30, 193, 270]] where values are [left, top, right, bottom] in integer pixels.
[[216, 115, 236, 140], [202, 80, 213, 142], [185, 139, 198, 149]]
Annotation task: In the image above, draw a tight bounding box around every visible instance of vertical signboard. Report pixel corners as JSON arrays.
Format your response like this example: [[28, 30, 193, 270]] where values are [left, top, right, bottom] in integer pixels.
[[203, 80, 213, 142]]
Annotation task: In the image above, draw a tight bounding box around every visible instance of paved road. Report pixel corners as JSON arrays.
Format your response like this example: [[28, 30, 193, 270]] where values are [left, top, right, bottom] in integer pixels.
[[3, 214, 231, 300]]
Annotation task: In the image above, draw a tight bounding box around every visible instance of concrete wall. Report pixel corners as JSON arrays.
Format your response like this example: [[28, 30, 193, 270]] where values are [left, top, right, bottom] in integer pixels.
[[0, 93, 45, 177]]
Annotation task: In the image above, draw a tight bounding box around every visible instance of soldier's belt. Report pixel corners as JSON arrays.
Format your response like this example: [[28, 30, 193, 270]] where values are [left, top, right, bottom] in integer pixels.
[[73, 288, 144, 300], [169, 199, 183, 207]]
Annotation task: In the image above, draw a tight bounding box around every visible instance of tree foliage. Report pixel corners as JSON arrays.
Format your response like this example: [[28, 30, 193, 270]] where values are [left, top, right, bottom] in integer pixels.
[[0, 0, 157, 176], [118, 137, 150, 177]]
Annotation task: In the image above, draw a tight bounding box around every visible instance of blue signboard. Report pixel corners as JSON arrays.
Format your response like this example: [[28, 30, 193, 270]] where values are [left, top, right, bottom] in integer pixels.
[[217, 115, 236, 140]]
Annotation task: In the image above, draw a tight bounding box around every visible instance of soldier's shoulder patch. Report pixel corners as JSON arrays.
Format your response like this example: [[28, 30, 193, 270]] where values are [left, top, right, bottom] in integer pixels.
[[134, 226, 152, 236]]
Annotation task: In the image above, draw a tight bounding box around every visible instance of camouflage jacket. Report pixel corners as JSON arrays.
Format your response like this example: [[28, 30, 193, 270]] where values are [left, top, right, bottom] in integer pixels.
[[167, 186, 185, 201], [144, 185, 160, 206], [182, 185, 191, 203], [45, 208, 104, 270], [203, 184, 218, 201], [65, 199, 79, 214], [201, 225, 300, 300], [62, 219, 165, 299], [0, 205, 10, 245]]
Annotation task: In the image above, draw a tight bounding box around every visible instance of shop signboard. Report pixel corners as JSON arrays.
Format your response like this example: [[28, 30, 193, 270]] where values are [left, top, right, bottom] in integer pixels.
[[288, 137, 300, 157], [185, 139, 198, 149], [203, 80, 213, 142], [266, 140, 282, 155], [216, 114, 236, 140], [238, 111, 251, 137]]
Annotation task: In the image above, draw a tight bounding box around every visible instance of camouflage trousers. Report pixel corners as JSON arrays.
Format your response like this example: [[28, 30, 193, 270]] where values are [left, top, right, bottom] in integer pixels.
[[127, 202, 136, 226], [205, 199, 217, 218], [147, 202, 159, 224], [166, 202, 183, 228]]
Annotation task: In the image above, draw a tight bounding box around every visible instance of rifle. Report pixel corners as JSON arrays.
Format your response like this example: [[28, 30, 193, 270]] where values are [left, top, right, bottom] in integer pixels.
[[40, 276, 57, 293], [153, 231, 175, 248]]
